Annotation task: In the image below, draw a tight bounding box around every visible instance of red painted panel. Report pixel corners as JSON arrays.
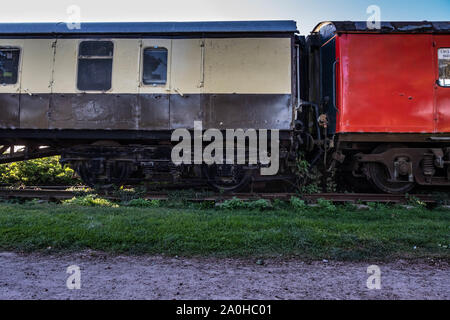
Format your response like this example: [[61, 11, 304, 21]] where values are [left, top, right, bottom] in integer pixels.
[[435, 35, 450, 133], [336, 34, 437, 133]]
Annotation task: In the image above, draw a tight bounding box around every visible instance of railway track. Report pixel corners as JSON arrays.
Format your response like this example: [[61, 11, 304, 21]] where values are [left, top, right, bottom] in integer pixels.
[[0, 186, 438, 204]]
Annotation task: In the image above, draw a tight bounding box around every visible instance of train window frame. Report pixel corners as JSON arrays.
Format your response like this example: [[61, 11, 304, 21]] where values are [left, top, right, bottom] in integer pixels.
[[76, 40, 114, 92], [0, 47, 21, 86], [438, 48, 450, 87], [141, 46, 168, 86]]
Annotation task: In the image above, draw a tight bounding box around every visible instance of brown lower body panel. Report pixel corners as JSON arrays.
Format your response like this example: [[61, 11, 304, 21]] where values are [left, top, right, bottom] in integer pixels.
[[0, 93, 293, 131]]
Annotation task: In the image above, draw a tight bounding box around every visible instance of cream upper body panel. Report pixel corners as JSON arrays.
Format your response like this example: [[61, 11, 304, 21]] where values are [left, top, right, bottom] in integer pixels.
[[52, 39, 77, 93], [112, 39, 141, 94], [1, 37, 292, 95], [170, 39, 204, 95], [204, 38, 292, 94], [20, 39, 55, 94], [53, 38, 141, 94]]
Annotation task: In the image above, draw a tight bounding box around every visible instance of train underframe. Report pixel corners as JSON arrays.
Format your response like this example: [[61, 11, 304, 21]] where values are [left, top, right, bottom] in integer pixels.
[[0, 130, 297, 192], [331, 133, 450, 194], [2, 131, 450, 194]]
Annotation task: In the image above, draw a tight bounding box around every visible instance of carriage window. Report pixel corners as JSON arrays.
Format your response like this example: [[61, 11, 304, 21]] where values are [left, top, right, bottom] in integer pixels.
[[438, 48, 450, 87], [77, 41, 113, 91], [142, 47, 168, 85], [0, 48, 20, 85]]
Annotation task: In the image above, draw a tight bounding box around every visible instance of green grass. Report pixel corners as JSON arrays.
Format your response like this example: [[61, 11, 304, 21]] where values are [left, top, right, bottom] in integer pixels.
[[0, 202, 449, 261]]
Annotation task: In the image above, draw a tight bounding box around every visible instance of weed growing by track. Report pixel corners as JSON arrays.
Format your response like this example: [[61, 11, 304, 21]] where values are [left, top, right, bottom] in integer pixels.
[[0, 157, 79, 186]]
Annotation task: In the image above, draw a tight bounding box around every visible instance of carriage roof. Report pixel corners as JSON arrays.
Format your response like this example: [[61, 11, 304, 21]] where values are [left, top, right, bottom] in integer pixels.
[[0, 20, 298, 36]]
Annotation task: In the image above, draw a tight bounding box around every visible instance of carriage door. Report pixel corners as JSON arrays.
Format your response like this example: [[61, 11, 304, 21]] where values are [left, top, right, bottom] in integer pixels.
[[168, 39, 203, 130], [138, 39, 171, 130], [0, 40, 23, 129], [19, 39, 55, 129], [435, 35, 450, 133]]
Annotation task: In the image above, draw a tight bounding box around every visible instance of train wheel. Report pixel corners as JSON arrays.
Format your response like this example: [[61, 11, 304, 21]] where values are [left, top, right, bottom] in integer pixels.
[[202, 164, 253, 193], [75, 160, 133, 189], [367, 145, 415, 194]]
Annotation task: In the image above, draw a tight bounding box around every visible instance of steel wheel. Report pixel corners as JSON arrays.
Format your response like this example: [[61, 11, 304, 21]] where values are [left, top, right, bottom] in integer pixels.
[[367, 144, 415, 194], [74, 160, 133, 189], [202, 164, 252, 193]]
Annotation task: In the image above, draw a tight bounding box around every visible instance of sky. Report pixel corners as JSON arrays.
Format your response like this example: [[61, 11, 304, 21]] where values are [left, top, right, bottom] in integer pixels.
[[0, 0, 449, 35]]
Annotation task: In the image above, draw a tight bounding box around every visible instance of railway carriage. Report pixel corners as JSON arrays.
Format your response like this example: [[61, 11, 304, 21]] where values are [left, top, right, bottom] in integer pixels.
[[306, 21, 450, 193], [0, 21, 303, 191]]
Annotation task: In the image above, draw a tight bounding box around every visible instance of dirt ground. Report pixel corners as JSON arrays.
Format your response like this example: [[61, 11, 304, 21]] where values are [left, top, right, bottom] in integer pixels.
[[0, 251, 448, 300]]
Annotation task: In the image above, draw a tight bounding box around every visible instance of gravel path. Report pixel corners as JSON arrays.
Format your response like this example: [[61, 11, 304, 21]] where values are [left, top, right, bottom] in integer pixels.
[[0, 251, 448, 300]]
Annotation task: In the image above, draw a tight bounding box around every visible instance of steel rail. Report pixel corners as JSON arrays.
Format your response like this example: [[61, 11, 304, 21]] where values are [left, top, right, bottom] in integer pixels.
[[0, 187, 437, 204]]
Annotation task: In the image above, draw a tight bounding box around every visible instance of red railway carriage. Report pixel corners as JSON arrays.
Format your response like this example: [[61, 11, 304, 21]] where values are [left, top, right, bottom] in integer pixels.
[[337, 31, 450, 134], [307, 21, 450, 193]]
